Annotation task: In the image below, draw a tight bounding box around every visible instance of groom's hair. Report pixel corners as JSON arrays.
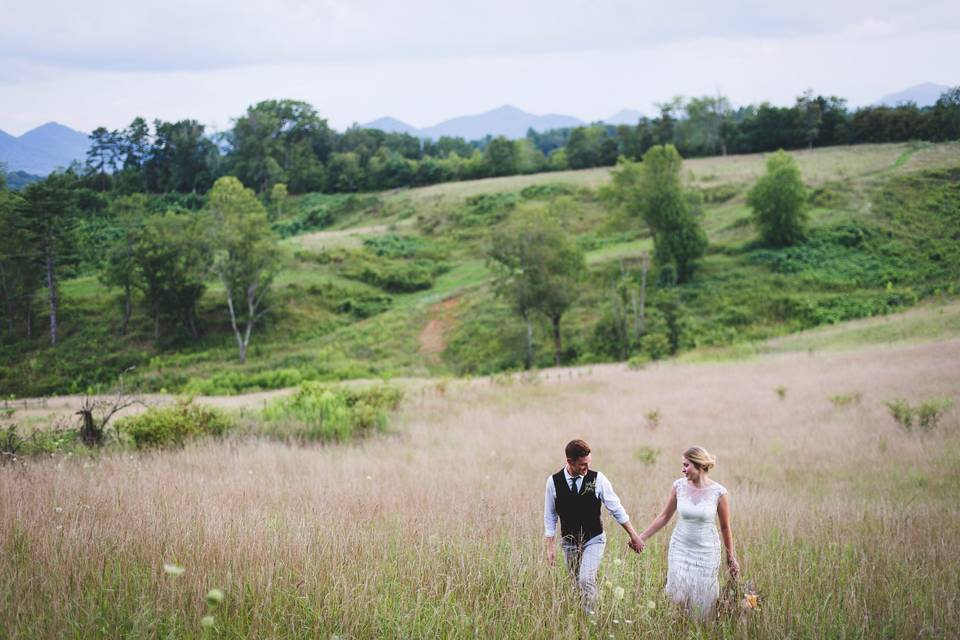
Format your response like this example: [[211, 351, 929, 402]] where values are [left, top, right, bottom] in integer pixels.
[[565, 439, 591, 460]]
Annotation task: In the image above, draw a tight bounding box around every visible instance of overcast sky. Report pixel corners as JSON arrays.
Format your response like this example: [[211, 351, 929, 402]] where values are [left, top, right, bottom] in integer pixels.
[[1, 0, 958, 135]]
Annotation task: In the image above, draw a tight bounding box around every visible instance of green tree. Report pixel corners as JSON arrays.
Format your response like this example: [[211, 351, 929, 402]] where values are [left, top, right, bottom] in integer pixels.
[[488, 207, 585, 368], [132, 210, 210, 341], [747, 150, 808, 247], [605, 145, 707, 283], [230, 99, 332, 193], [19, 173, 80, 345], [100, 194, 149, 334], [0, 185, 39, 339], [484, 136, 518, 177], [796, 90, 823, 149], [206, 177, 280, 363], [269, 183, 288, 221]]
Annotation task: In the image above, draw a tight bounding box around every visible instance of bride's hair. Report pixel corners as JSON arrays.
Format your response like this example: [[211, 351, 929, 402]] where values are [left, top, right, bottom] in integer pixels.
[[683, 446, 716, 472]]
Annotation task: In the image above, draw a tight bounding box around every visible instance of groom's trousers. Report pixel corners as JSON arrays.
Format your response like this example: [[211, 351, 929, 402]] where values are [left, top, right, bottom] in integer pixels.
[[561, 532, 606, 613]]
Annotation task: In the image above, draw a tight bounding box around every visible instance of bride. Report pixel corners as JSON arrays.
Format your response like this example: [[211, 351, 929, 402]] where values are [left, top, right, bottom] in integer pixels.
[[632, 446, 739, 620]]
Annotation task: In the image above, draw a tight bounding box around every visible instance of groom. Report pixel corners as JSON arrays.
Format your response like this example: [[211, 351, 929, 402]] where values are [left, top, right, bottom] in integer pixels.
[[544, 439, 643, 612]]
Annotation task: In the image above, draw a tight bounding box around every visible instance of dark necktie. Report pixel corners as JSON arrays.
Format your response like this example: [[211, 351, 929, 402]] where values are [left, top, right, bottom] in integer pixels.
[[570, 477, 579, 494]]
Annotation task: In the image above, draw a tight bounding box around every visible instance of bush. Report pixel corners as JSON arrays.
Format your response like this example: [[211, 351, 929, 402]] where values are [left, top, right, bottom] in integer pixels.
[[261, 383, 403, 442], [117, 400, 233, 449], [640, 333, 672, 361], [885, 397, 953, 433], [184, 368, 305, 395]]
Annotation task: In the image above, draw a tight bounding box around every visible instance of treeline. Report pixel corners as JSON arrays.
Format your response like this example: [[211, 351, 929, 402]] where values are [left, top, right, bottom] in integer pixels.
[[0, 172, 278, 362], [77, 89, 960, 197]]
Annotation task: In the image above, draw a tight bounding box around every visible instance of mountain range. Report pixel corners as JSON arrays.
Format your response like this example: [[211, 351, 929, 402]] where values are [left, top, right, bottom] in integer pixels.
[[3, 83, 953, 178], [360, 104, 639, 140], [0, 122, 90, 176], [875, 82, 952, 108]]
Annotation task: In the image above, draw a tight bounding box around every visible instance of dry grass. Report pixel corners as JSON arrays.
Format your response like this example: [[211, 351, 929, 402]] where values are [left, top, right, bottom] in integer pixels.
[[3, 339, 960, 638]]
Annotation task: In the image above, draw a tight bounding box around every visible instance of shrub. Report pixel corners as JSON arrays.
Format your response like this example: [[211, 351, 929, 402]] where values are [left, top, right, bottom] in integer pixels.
[[640, 333, 671, 361], [634, 445, 661, 465], [830, 392, 863, 408], [117, 400, 233, 449], [261, 383, 403, 442], [885, 397, 953, 433]]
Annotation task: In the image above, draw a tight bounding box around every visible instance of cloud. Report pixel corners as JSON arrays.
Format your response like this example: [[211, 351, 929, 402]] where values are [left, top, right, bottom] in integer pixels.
[[3, 0, 957, 73]]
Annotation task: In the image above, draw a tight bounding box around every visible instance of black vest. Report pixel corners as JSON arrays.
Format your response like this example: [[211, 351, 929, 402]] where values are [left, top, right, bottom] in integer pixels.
[[553, 469, 603, 544]]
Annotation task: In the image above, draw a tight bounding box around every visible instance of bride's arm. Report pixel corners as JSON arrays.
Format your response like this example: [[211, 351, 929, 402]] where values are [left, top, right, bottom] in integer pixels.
[[717, 494, 739, 578], [638, 486, 677, 544]]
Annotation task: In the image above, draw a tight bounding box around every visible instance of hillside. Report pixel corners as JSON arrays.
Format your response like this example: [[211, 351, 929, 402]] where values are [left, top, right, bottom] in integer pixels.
[[1, 142, 959, 397]]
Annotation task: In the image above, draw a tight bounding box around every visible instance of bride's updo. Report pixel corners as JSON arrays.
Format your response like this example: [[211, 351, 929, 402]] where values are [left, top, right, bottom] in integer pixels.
[[683, 446, 716, 472]]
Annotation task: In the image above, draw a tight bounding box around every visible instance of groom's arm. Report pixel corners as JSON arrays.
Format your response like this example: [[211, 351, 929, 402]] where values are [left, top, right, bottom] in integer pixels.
[[596, 472, 645, 552], [544, 477, 558, 564]]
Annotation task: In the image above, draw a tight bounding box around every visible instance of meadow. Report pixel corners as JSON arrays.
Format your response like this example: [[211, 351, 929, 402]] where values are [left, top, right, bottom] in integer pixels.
[[3, 141, 960, 397], [2, 311, 959, 638]]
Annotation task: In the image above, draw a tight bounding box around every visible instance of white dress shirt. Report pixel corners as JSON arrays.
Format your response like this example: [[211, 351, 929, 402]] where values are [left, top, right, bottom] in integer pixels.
[[544, 468, 630, 537]]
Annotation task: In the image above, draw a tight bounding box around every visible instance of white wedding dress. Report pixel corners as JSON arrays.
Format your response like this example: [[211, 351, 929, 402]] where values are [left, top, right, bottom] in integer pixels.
[[665, 478, 728, 619]]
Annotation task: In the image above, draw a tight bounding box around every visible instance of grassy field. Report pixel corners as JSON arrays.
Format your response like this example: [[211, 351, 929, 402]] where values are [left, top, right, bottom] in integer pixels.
[[2, 321, 959, 638]]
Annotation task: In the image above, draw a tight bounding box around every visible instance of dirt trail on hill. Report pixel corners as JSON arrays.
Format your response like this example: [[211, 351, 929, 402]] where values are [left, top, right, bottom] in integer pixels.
[[418, 296, 460, 360]]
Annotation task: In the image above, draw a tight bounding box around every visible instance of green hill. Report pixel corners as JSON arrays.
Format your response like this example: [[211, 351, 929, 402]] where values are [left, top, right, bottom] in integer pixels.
[[2, 142, 959, 397]]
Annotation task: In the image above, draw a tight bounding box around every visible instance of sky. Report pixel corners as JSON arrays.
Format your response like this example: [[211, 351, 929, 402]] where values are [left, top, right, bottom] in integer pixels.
[[1, 0, 958, 135]]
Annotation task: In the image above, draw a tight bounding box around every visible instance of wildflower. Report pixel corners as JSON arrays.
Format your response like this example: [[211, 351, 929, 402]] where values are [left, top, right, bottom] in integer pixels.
[[744, 593, 758, 609], [613, 558, 622, 566], [625, 619, 634, 624], [201, 615, 215, 628], [366, 475, 372, 481], [55, 507, 63, 513], [206, 589, 225, 605], [646, 600, 656, 609], [163, 564, 185, 576], [604, 579, 613, 589], [614, 586, 625, 600]]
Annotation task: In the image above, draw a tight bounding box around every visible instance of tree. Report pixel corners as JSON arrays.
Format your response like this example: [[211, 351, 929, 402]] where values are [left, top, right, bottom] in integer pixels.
[[229, 99, 333, 193], [747, 150, 808, 247], [19, 173, 79, 345], [132, 210, 210, 340], [206, 177, 280, 363], [484, 136, 518, 177], [488, 207, 585, 368], [0, 185, 39, 339], [269, 183, 288, 221], [100, 194, 149, 334], [605, 145, 707, 283], [795, 90, 823, 150]]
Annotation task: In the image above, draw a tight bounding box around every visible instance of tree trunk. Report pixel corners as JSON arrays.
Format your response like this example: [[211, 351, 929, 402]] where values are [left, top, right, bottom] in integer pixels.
[[638, 251, 648, 337], [523, 312, 534, 370], [77, 409, 102, 447], [45, 240, 58, 346], [120, 285, 132, 336], [223, 280, 247, 364], [187, 303, 199, 341], [551, 315, 562, 367], [0, 264, 14, 338]]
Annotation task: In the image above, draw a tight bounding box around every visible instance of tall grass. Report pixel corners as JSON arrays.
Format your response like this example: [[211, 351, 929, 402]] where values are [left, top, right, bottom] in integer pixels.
[[2, 335, 959, 637]]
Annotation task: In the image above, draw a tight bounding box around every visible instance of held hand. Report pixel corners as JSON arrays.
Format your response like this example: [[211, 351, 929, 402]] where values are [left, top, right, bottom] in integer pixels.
[[628, 535, 645, 554], [727, 556, 740, 580], [546, 545, 556, 565]]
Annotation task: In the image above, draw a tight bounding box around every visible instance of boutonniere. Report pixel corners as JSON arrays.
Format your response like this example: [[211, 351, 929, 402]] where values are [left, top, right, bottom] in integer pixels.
[[583, 480, 596, 494]]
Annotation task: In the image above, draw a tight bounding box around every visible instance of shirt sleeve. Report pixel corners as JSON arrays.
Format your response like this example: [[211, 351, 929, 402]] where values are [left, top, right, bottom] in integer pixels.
[[595, 472, 630, 525], [544, 476, 558, 537]]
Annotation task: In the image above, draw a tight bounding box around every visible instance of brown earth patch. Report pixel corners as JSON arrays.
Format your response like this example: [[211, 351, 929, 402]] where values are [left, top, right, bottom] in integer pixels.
[[418, 296, 461, 360]]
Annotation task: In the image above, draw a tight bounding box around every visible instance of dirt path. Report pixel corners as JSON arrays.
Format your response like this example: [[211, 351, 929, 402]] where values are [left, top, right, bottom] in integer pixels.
[[418, 296, 460, 360]]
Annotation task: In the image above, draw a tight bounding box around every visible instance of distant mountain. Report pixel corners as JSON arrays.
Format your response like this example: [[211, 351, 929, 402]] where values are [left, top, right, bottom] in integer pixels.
[[875, 83, 952, 108], [602, 109, 645, 126], [0, 122, 90, 175], [420, 105, 584, 140], [360, 106, 586, 141], [359, 117, 419, 136]]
